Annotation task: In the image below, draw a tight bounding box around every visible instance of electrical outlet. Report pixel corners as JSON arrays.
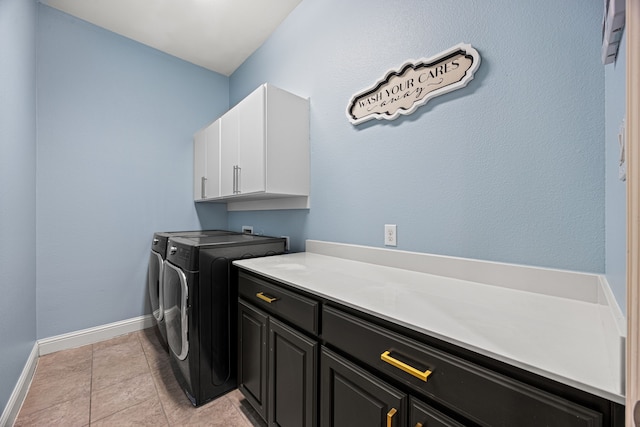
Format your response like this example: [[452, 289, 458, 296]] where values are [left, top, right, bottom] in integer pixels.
[[242, 225, 253, 234], [384, 224, 397, 246]]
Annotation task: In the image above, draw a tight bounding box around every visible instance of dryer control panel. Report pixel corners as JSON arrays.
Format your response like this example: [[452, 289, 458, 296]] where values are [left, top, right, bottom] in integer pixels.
[[166, 239, 199, 271]]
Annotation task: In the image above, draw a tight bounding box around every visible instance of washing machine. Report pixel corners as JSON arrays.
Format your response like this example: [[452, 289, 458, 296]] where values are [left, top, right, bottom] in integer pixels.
[[148, 230, 235, 345], [162, 233, 285, 406]]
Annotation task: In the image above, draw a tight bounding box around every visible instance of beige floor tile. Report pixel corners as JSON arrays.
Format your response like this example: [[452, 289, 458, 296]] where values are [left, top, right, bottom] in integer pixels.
[[36, 344, 93, 373], [149, 369, 255, 427], [91, 372, 158, 422], [19, 357, 92, 416], [15, 329, 262, 427], [14, 394, 90, 427], [138, 328, 171, 372], [151, 367, 195, 421], [90, 397, 168, 427], [92, 336, 150, 391], [164, 394, 248, 427], [150, 347, 258, 426], [92, 331, 141, 352]]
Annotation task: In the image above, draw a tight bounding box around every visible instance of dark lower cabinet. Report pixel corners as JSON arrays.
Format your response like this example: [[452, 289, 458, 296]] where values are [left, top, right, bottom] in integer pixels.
[[238, 297, 317, 427], [321, 347, 407, 427], [269, 318, 317, 427], [237, 270, 622, 427], [238, 300, 269, 421]]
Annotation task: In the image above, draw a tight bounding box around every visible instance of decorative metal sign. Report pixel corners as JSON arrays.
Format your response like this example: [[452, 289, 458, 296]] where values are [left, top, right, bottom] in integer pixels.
[[346, 43, 481, 125]]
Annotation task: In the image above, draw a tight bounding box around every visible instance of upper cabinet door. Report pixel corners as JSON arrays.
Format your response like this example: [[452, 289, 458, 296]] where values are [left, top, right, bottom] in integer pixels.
[[220, 106, 239, 197], [193, 120, 221, 200], [237, 85, 266, 195], [220, 85, 266, 196], [193, 127, 207, 201], [204, 120, 221, 199]]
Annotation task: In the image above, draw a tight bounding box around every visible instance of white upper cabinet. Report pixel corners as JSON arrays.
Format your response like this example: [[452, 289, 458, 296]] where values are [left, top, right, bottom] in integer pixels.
[[193, 119, 220, 201], [194, 84, 310, 210]]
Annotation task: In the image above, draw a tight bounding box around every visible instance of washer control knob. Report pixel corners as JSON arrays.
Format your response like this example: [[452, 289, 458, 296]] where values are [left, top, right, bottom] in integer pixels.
[[169, 246, 177, 255]]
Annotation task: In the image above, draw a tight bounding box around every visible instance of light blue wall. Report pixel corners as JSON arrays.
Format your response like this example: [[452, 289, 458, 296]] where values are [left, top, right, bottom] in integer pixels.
[[0, 0, 627, 414], [0, 0, 37, 414], [605, 34, 627, 315], [36, 5, 229, 338], [230, 0, 607, 274]]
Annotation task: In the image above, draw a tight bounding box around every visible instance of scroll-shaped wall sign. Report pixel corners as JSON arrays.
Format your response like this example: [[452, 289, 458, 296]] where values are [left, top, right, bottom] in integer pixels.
[[346, 43, 481, 125]]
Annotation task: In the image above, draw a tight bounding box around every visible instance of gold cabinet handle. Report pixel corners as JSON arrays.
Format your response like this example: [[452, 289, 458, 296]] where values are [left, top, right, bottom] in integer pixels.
[[386, 408, 397, 427], [256, 292, 277, 303], [415, 424, 423, 427], [381, 350, 432, 382]]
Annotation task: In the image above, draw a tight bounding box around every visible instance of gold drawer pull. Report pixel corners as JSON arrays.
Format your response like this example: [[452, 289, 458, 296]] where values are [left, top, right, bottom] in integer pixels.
[[381, 350, 432, 382], [256, 292, 277, 303], [415, 424, 423, 427], [386, 408, 397, 427]]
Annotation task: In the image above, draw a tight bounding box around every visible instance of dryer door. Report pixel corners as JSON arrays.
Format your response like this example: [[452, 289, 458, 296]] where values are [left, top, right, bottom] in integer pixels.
[[163, 261, 189, 360], [148, 251, 164, 322]]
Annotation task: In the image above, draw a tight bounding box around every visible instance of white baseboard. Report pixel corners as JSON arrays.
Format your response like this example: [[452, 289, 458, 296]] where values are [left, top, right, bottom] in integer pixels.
[[0, 315, 155, 427], [0, 344, 38, 427], [38, 314, 154, 356]]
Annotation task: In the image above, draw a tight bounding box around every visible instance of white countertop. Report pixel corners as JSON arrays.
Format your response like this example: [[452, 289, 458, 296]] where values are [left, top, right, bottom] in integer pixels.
[[234, 241, 625, 404]]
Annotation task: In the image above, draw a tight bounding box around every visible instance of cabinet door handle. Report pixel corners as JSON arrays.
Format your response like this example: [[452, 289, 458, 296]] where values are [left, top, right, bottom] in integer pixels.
[[232, 166, 237, 194], [236, 166, 241, 194], [232, 165, 242, 194], [381, 350, 432, 382], [201, 176, 207, 199], [386, 408, 397, 427], [415, 424, 423, 427], [256, 292, 277, 303]]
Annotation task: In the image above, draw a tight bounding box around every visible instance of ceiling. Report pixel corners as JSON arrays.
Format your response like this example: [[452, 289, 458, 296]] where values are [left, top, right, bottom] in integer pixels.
[[40, 0, 302, 76]]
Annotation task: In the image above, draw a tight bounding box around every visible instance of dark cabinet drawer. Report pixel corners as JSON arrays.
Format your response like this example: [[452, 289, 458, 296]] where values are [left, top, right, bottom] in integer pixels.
[[239, 271, 319, 335], [322, 305, 603, 427]]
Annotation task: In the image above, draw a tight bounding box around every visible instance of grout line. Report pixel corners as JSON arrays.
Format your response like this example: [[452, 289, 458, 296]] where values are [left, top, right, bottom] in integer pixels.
[[138, 331, 172, 426]]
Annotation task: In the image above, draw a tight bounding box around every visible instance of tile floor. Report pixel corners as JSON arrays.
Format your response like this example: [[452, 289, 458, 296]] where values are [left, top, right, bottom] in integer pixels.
[[13, 328, 266, 426]]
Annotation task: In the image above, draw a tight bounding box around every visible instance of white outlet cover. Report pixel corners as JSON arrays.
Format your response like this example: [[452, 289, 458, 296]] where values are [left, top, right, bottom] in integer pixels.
[[384, 224, 397, 246]]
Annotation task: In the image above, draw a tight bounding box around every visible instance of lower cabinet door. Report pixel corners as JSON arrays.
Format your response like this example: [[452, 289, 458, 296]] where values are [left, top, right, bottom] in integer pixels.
[[410, 397, 465, 427], [269, 318, 318, 427], [238, 300, 269, 421], [321, 347, 407, 427]]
